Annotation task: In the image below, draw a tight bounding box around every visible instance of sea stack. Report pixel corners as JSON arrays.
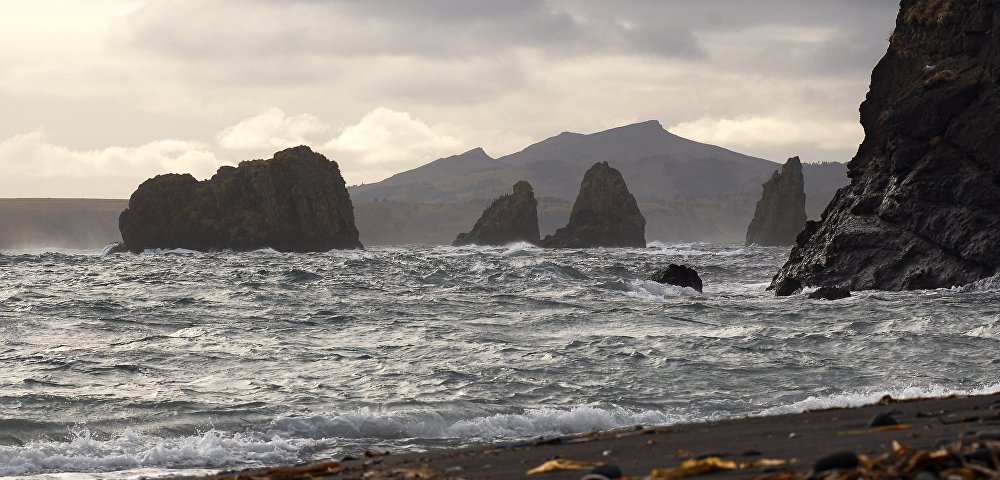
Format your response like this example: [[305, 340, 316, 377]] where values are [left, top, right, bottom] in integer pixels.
[[453, 180, 541, 246], [117, 145, 363, 253], [745, 157, 808, 247], [770, 0, 1000, 294], [539, 162, 646, 248]]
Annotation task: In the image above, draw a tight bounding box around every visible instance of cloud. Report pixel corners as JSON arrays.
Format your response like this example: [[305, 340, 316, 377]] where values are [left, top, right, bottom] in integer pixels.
[[217, 108, 328, 151], [669, 116, 862, 152], [0, 1, 903, 196], [0, 131, 226, 197], [120, 0, 704, 62], [325, 108, 467, 184]]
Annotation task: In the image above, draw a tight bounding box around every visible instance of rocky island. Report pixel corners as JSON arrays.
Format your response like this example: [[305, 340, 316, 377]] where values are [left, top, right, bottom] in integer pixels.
[[745, 157, 808, 247], [539, 162, 646, 248], [771, 0, 1000, 294], [453, 180, 540, 246], [115, 146, 362, 253]]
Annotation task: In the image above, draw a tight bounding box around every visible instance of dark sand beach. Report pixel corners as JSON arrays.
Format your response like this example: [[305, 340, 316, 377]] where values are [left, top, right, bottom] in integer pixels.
[[166, 393, 1000, 479]]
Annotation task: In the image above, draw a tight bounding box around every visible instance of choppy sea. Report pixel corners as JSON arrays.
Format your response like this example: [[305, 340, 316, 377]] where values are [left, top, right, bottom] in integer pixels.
[[1, 242, 998, 479]]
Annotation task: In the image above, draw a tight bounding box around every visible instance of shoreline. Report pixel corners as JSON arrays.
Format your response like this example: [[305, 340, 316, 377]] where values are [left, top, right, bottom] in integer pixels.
[[163, 392, 1000, 479]]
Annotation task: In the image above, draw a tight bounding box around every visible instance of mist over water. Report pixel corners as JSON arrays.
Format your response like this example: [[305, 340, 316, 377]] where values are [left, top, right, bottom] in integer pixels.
[[1, 243, 997, 478]]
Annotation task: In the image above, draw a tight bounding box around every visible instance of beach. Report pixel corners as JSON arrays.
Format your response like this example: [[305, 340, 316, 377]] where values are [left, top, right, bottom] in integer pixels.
[[167, 392, 1000, 479]]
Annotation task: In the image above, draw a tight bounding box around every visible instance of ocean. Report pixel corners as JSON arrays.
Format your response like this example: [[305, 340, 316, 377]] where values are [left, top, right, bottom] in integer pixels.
[[1, 243, 998, 479]]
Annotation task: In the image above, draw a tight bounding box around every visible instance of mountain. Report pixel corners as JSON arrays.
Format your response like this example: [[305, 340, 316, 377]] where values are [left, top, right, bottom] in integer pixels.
[[350, 120, 846, 206], [352, 147, 520, 203], [348, 121, 848, 243]]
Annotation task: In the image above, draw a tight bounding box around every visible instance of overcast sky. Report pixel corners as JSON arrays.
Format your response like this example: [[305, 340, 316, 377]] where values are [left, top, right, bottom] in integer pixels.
[[0, 0, 899, 198]]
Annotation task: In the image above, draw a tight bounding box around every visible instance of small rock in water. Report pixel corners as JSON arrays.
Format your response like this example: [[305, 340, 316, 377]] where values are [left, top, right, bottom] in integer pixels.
[[813, 450, 859, 472], [649, 264, 703, 292], [808, 286, 851, 300]]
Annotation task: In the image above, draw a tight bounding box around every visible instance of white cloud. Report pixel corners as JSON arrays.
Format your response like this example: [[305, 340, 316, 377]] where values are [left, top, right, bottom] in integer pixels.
[[0, 131, 226, 197], [216, 108, 328, 150], [325, 107, 466, 184], [669, 116, 862, 152]]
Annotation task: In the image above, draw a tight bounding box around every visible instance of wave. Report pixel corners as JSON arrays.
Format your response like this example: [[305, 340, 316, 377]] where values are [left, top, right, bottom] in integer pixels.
[[268, 405, 686, 441], [0, 406, 687, 477], [0, 429, 310, 478], [622, 279, 702, 299], [958, 274, 1000, 293], [760, 383, 1000, 416], [283, 269, 322, 282], [645, 241, 746, 257], [6, 386, 1000, 477], [140, 248, 202, 255]]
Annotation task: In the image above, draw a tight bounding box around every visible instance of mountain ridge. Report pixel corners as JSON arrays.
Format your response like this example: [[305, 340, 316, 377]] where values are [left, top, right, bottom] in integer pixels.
[[349, 120, 847, 206]]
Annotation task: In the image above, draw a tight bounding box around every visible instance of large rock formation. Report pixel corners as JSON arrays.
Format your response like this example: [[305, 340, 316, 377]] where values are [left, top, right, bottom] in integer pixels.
[[453, 180, 540, 246], [745, 157, 808, 246], [117, 146, 362, 253], [771, 0, 1000, 294], [539, 162, 646, 248]]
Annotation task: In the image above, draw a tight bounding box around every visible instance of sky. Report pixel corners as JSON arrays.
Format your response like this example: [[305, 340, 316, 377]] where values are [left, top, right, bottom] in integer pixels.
[[0, 0, 900, 198]]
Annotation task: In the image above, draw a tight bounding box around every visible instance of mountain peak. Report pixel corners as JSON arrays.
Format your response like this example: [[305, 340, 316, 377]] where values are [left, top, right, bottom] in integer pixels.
[[460, 147, 492, 159], [591, 119, 666, 137]]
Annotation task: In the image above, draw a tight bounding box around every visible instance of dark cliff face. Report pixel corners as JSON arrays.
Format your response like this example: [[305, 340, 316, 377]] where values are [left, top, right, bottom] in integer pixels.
[[539, 162, 646, 248], [452, 180, 541, 246], [118, 145, 362, 253], [745, 157, 808, 247], [771, 0, 1000, 294]]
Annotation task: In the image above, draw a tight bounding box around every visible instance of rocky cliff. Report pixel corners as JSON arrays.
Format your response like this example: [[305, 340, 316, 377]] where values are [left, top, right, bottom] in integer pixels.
[[745, 157, 808, 246], [540, 162, 646, 248], [453, 181, 540, 246], [117, 146, 362, 253], [771, 0, 1000, 294]]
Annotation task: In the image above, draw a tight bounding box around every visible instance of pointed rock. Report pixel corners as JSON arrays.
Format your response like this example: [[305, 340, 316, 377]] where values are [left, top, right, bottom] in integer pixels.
[[771, 0, 1000, 293], [117, 145, 362, 253], [539, 162, 646, 248], [453, 180, 540, 246], [746, 157, 808, 246]]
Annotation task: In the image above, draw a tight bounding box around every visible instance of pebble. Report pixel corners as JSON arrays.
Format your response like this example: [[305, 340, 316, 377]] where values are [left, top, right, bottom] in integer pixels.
[[813, 450, 859, 472], [975, 430, 1000, 440], [589, 463, 623, 480], [869, 411, 899, 427]]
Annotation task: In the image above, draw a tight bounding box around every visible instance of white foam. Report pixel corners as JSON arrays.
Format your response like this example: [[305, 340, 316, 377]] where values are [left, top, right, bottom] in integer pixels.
[[623, 279, 701, 300], [958, 274, 1000, 293], [965, 323, 1000, 339], [0, 405, 692, 477], [760, 383, 1000, 416], [503, 241, 540, 251], [0, 429, 310, 478], [644, 242, 746, 257], [141, 248, 201, 255], [268, 405, 688, 441], [166, 327, 209, 338]]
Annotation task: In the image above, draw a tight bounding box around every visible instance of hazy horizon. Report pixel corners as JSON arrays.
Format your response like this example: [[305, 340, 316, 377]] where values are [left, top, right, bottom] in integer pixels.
[[1, 1, 898, 198]]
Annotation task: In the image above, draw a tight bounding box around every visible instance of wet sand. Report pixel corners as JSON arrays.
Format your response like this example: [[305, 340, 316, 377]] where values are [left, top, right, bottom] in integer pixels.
[[165, 393, 1000, 479]]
